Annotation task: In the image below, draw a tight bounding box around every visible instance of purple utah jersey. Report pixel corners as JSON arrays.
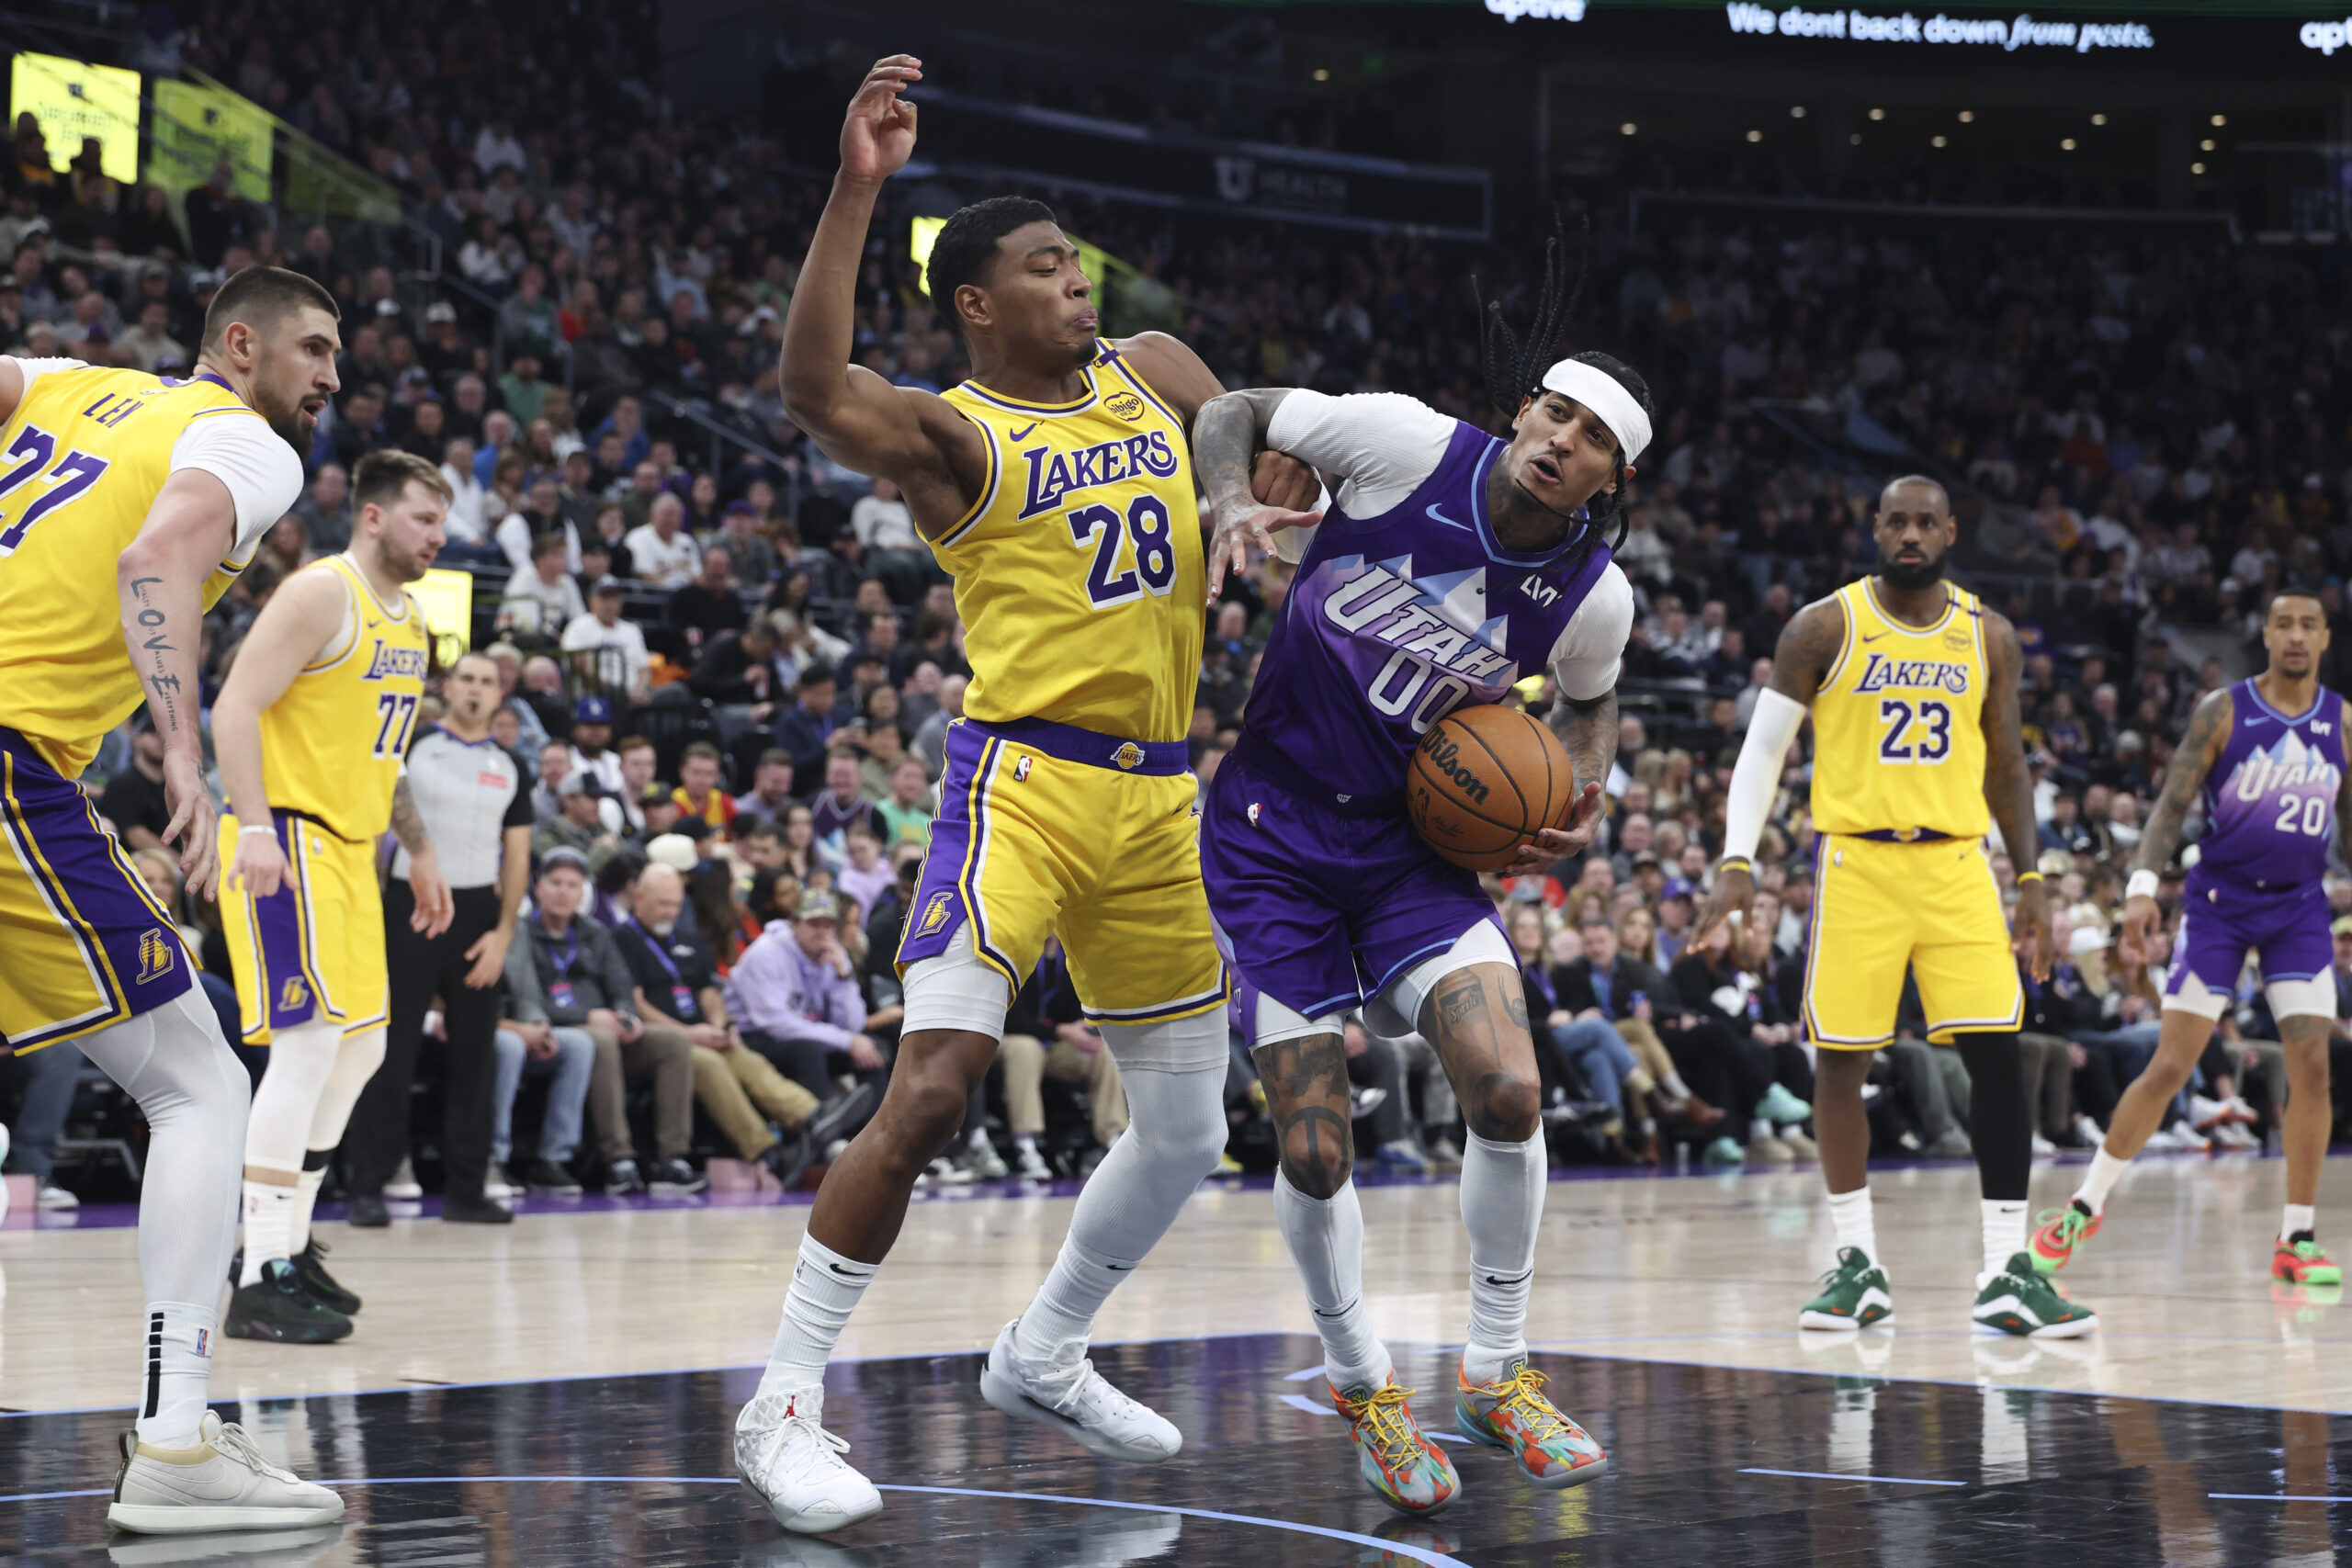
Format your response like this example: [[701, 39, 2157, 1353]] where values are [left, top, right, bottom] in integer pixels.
[[2164, 679, 2346, 1006]]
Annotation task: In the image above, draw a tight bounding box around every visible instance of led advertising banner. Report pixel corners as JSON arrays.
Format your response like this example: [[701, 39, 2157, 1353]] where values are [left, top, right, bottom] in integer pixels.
[[151, 79, 273, 199], [7, 52, 141, 185]]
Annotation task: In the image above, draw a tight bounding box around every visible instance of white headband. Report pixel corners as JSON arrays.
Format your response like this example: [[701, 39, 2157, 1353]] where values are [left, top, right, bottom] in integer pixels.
[[1539, 359, 1650, 465]]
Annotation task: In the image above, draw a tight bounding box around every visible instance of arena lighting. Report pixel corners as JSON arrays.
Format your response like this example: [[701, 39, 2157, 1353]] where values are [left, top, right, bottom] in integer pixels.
[[1621, 121, 1638, 134], [1869, 107, 1886, 119], [2090, 113, 2107, 126], [1791, 104, 1808, 117], [1958, 109, 1974, 122], [1747, 128, 1764, 141], [1932, 133, 1948, 146], [2211, 113, 2227, 126], [1849, 131, 1862, 144], [1312, 67, 1330, 80], [2191, 161, 2206, 174], [2062, 138, 2077, 150], [2200, 138, 2216, 151]]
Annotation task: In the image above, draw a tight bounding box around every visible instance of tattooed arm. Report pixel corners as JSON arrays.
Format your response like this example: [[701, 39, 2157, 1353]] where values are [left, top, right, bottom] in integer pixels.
[[390, 773, 455, 939], [2121, 685, 2232, 953], [1193, 388, 1324, 598], [1979, 610, 2051, 981]]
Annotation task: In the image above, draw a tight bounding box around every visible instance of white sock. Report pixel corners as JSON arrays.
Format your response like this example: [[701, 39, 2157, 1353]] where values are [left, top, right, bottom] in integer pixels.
[[2074, 1145, 2131, 1215], [288, 1163, 326, 1254], [1272, 1171, 1390, 1392], [1826, 1186, 1878, 1266], [136, 1302, 219, 1448], [760, 1233, 874, 1397], [1460, 1128, 1545, 1385], [2283, 1203, 2316, 1242], [1012, 1235, 1132, 1367], [240, 1176, 299, 1284], [1981, 1199, 2028, 1278], [1747, 1116, 1774, 1144], [1661, 1070, 1693, 1101]]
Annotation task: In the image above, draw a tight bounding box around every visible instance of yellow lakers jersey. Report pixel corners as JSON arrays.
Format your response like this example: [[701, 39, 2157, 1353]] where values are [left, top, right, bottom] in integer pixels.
[[1809, 580, 1992, 840], [0, 367, 267, 776], [935, 344, 1204, 744], [262, 554, 427, 840]]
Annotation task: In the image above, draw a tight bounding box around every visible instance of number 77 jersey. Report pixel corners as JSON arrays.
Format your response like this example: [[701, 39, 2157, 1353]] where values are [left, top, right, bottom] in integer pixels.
[[1806, 579, 1992, 841], [255, 553, 429, 842]]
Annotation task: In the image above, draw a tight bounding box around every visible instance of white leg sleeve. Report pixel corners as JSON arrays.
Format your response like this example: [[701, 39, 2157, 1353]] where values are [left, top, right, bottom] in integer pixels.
[[901, 924, 1012, 1040], [307, 1024, 387, 1151], [245, 1021, 345, 1174], [1273, 1169, 1390, 1392], [1366, 919, 1515, 1038]]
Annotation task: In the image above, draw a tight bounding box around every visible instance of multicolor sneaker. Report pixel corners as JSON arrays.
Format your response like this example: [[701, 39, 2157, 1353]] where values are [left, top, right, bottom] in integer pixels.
[[2029, 1201, 2102, 1274], [2274, 1235, 2344, 1287], [1330, 1377, 1459, 1516], [1454, 1356, 1608, 1489], [1798, 1247, 1894, 1331], [1973, 1252, 2098, 1338]]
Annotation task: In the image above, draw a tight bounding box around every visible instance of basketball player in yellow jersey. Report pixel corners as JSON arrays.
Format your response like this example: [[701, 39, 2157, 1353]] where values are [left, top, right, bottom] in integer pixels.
[[211, 449, 457, 1346], [0, 266, 346, 1532], [1698, 476, 2096, 1340], [732, 56, 1321, 1534]]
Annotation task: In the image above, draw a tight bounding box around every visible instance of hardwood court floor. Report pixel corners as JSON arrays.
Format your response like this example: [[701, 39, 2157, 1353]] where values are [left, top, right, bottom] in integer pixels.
[[2, 1154, 2347, 1563]]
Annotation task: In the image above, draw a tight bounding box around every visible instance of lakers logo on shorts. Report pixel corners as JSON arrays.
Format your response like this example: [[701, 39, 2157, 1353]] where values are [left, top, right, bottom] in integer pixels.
[[279, 976, 310, 1012], [1113, 742, 1145, 771], [1103, 391, 1145, 422], [135, 928, 174, 986], [918, 891, 956, 936]]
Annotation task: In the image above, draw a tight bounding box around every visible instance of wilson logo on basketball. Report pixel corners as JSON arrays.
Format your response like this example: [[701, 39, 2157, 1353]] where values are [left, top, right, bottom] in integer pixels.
[[1415, 729, 1490, 804]]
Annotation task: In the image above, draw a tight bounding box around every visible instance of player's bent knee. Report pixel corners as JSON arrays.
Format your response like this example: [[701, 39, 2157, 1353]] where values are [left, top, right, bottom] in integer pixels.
[[1277, 1118, 1353, 1200], [1464, 1073, 1540, 1144]]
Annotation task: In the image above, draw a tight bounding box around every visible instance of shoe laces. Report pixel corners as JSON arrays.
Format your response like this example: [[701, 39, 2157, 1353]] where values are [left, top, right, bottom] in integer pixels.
[[1025, 1354, 1137, 1423], [1816, 1247, 1872, 1287], [1340, 1382, 1427, 1473], [2287, 1238, 2331, 1262], [1479, 1366, 1572, 1450], [2035, 1205, 2091, 1247], [740, 1392, 854, 1482], [209, 1421, 299, 1484]]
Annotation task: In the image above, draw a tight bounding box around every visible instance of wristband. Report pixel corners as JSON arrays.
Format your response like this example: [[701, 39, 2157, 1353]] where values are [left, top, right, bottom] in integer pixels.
[[1716, 856, 1752, 875], [2014, 871, 2043, 886], [2125, 869, 2159, 902], [238, 825, 277, 839]]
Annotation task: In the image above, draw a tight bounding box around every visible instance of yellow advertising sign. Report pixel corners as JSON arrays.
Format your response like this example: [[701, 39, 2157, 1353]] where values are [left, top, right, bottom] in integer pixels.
[[410, 568, 477, 662], [151, 79, 272, 199], [7, 52, 141, 185], [910, 215, 1109, 301]]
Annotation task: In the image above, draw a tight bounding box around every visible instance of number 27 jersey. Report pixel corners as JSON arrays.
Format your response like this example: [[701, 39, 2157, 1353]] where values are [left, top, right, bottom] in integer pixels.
[[1807, 580, 1991, 840]]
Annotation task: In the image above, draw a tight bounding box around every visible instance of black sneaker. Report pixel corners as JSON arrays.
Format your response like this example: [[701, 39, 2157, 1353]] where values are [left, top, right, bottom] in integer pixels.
[[805, 1082, 878, 1151], [226, 1242, 359, 1315], [526, 1157, 583, 1195], [761, 1132, 815, 1191], [444, 1191, 515, 1225], [224, 1259, 354, 1344], [605, 1158, 647, 1196], [345, 1192, 390, 1228], [648, 1157, 707, 1194]]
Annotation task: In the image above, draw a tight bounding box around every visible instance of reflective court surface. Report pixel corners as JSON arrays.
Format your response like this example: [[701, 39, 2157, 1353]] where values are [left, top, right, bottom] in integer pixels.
[[3, 1155, 2349, 1564]]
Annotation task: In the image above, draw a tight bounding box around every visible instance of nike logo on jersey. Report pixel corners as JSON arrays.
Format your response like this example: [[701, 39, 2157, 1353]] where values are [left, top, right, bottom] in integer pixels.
[[1008, 423, 1038, 441], [1426, 503, 1471, 532], [2245, 716, 2270, 727], [1860, 632, 1888, 643]]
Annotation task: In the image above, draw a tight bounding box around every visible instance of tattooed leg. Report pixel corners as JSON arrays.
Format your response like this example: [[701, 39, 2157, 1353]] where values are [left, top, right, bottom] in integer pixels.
[[1253, 1033, 1354, 1199], [1420, 964, 1544, 1143]]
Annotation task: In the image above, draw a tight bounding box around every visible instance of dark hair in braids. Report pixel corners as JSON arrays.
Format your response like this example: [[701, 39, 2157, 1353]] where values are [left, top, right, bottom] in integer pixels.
[[1477, 214, 1655, 570]]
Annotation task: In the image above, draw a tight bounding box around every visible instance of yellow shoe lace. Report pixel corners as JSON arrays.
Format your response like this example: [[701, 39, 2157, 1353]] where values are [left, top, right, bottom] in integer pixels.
[[1483, 1366, 1571, 1449], [1343, 1382, 1427, 1473]]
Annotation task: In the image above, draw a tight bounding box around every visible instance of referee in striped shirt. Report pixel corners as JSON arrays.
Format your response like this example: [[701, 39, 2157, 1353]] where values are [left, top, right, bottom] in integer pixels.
[[345, 651, 534, 1225]]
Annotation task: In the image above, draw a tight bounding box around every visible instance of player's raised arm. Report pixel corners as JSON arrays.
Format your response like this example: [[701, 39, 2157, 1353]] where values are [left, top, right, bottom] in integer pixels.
[[1695, 594, 1847, 940], [1194, 388, 1325, 592], [208, 567, 349, 903], [1978, 610, 2051, 981], [116, 472, 246, 897], [2120, 683, 2233, 953], [777, 55, 980, 531]]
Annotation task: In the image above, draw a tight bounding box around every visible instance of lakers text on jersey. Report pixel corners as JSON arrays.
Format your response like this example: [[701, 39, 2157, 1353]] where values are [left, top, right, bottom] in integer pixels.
[[0, 366, 278, 1050], [217, 556, 423, 1043], [1801, 581, 2021, 1048], [898, 347, 1222, 1021]]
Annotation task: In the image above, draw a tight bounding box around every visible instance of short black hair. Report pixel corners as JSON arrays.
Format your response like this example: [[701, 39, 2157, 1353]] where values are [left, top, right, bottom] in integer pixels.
[[926, 196, 1058, 326], [200, 265, 339, 353], [2267, 587, 2325, 618]]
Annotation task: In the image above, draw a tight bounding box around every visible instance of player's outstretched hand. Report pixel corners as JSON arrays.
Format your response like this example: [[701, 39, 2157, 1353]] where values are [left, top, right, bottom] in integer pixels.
[[2012, 875, 2054, 984], [164, 749, 223, 900], [2118, 890, 2160, 954], [1498, 781, 1605, 877], [408, 849, 457, 940], [841, 56, 922, 184], [1691, 860, 1755, 948]]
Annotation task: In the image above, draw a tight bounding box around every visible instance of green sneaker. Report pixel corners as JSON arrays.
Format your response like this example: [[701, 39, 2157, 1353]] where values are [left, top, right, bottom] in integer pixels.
[[1798, 1247, 1894, 1331], [1973, 1252, 2098, 1338]]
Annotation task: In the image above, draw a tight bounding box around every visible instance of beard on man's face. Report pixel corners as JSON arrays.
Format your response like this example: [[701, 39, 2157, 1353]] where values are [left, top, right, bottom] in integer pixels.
[[1879, 550, 1948, 592]]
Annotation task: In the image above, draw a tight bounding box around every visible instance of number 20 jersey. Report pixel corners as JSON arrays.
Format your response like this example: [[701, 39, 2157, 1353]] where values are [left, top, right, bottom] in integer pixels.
[[2193, 678, 2346, 892], [934, 344, 1202, 745], [1807, 580, 1992, 841]]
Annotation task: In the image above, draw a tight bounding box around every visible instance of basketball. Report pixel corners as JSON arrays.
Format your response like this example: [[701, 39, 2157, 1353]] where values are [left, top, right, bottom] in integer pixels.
[[1408, 704, 1575, 872]]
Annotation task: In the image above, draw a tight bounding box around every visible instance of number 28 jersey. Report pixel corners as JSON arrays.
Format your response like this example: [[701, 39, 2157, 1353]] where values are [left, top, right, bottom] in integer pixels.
[[263, 553, 428, 841], [934, 344, 1203, 746], [1808, 580, 1991, 841]]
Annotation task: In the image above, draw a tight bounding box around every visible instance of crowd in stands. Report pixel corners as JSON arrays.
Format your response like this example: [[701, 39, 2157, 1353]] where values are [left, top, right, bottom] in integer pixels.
[[5, 0, 2352, 1203]]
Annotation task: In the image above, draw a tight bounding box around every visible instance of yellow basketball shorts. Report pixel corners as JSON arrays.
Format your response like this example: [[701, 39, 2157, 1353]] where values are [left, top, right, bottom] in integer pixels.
[[1801, 833, 2023, 1049], [897, 717, 1227, 1023], [219, 813, 388, 1043], [0, 728, 193, 1052]]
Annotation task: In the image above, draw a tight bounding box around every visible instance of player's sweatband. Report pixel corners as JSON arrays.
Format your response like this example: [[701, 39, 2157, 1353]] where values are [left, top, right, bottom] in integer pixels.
[[1716, 856, 1752, 875], [2125, 869, 2159, 901], [238, 825, 277, 838], [2015, 871, 2044, 886], [1721, 687, 1805, 863]]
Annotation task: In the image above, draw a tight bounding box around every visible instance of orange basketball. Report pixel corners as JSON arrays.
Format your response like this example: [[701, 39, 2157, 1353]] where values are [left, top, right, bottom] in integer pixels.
[[1408, 704, 1576, 872]]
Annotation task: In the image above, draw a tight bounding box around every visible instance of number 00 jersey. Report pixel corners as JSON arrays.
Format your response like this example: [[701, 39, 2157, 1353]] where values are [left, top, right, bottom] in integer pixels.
[[1808, 580, 1992, 841], [0, 364, 293, 778], [934, 344, 1204, 745], [263, 554, 429, 841]]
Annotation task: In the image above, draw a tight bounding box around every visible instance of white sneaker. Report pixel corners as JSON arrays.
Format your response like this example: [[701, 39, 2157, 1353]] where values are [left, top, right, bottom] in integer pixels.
[[2030, 1133, 2057, 1157], [483, 1163, 518, 1201], [1012, 1142, 1052, 1179], [106, 1411, 345, 1534], [2072, 1114, 2105, 1145], [35, 1178, 78, 1210], [2188, 1094, 2230, 1133], [384, 1158, 424, 1201], [2212, 1122, 2261, 1149], [734, 1387, 883, 1535], [2222, 1095, 2260, 1124], [978, 1318, 1181, 1462]]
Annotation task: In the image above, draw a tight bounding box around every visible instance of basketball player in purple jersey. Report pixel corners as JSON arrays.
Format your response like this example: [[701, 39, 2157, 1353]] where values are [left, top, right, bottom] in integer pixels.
[[1192, 243, 1644, 1513], [2031, 591, 2347, 1287]]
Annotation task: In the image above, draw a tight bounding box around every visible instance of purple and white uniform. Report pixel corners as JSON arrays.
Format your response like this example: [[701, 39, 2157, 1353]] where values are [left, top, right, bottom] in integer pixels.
[[2162, 678, 2347, 1021], [1201, 391, 1633, 1040]]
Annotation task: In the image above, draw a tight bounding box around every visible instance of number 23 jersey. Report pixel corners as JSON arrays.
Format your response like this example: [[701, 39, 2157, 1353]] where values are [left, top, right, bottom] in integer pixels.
[[934, 344, 1202, 745], [1807, 580, 1991, 841]]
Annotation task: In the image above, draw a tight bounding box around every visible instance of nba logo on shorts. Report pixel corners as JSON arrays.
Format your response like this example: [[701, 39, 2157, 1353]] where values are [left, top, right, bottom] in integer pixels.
[[1014, 755, 1033, 783], [918, 891, 956, 936], [1113, 742, 1145, 772], [134, 928, 174, 986], [279, 976, 309, 1011]]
